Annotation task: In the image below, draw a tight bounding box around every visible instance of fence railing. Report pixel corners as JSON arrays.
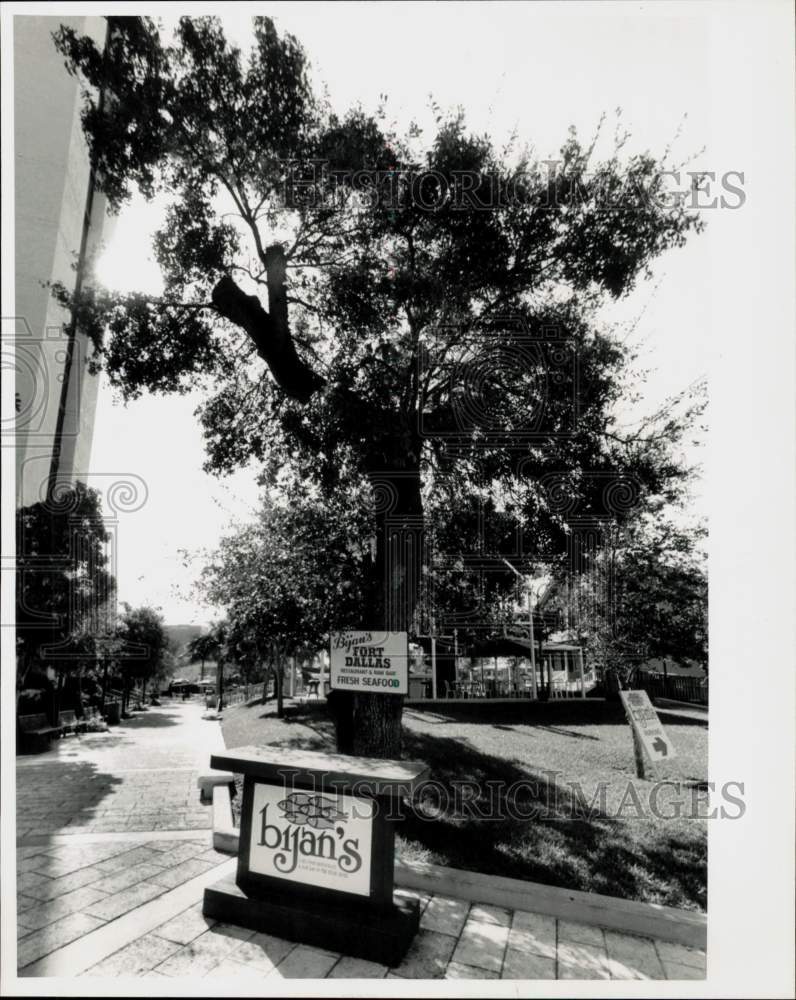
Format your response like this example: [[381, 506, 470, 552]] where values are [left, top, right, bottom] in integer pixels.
[[211, 682, 266, 709], [638, 672, 708, 706]]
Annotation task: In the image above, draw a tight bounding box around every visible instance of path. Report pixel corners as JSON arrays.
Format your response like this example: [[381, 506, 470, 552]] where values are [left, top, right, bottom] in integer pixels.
[[75, 890, 707, 981], [14, 698, 706, 982], [17, 700, 216, 838], [15, 699, 228, 974]]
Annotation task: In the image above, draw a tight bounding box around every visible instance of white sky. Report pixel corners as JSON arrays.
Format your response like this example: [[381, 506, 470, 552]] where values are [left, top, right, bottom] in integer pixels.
[[90, 2, 716, 624]]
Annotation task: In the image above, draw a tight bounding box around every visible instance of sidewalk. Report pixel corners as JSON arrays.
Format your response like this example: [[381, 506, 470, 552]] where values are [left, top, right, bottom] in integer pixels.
[[75, 888, 706, 981], [15, 699, 226, 974], [15, 699, 706, 981], [17, 700, 218, 838]]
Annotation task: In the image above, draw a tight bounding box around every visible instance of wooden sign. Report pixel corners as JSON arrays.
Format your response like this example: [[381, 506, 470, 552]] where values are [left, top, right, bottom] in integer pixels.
[[330, 629, 408, 694], [620, 689, 677, 764], [203, 745, 429, 965]]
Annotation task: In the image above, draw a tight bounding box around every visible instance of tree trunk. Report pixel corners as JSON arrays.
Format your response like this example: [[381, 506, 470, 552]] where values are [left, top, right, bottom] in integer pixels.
[[332, 461, 423, 759], [76, 668, 84, 718], [52, 671, 64, 727], [275, 655, 284, 719], [101, 657, 108, 711], [213, 255, 419, 760], [217, 659, 225, 711]]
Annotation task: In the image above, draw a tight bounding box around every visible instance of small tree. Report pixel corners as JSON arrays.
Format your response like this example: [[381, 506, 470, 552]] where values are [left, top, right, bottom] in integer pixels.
[[187, 631, 218, 681], [200, 485, 371, 727], [116, 604, 169, 710]]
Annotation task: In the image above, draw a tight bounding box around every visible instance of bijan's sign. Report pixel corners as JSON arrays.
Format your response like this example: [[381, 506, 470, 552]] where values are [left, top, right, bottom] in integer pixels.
[[330, 630, 408, 694], [249, 783, 374, 896]]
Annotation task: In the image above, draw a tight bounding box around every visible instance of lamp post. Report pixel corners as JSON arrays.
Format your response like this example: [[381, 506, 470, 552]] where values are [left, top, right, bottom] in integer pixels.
[[503, 559, 538, 700]]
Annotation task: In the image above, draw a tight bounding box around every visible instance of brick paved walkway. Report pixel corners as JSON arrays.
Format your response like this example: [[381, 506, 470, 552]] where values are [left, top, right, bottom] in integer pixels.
[[16, 837, 229, 971], [16, 701, 214, 837], [77, 889, 706, 980]]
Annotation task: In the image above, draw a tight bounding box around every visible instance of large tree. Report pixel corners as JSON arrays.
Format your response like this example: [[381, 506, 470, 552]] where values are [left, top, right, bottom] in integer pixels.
[[54, 15, 702, 756]]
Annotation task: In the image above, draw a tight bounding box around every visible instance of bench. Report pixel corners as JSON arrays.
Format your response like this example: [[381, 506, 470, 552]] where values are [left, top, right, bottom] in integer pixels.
[[58, 710, 81, 736], [18, 713, 60, 754]]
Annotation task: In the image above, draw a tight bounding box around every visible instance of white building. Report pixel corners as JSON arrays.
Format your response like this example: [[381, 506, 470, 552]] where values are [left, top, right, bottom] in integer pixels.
[[13, 15, 113, 508]]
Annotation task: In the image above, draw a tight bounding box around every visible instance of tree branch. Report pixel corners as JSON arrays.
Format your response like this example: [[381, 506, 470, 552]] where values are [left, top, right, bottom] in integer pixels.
[[211, 245, 325, 403]]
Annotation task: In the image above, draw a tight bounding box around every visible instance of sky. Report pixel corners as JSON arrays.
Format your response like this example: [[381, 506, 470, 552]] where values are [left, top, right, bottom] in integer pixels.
[[89, 3, 716, 625]]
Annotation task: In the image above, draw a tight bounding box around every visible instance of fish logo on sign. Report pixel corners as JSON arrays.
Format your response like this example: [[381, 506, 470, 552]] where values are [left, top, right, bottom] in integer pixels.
[[277, 792, 348, 829]]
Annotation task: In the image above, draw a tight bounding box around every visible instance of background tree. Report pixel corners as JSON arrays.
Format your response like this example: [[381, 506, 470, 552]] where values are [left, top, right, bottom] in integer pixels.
[[116, 603, 169, 711], [200, 483, 371, 725], [55, 15, 703, 756], [554, 503, 707, 680], [187, 630, 218, 682], [16, 482, 115, 723]]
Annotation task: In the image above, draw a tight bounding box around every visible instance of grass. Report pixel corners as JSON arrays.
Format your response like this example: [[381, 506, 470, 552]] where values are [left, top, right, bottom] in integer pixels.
[[220, 697, 707, 912]]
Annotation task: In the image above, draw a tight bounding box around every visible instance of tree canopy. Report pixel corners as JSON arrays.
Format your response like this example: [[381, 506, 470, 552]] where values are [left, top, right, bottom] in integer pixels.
[[16, 482, 115, 688], [54, 15, 705, 755]]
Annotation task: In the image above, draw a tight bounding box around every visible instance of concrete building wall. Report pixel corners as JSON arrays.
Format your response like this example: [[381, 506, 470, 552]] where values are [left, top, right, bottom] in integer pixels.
[[14, 15, 112, 508]]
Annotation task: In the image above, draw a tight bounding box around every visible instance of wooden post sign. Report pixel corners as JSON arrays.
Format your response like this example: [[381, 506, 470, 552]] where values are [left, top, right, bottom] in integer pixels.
[[620, 689, 677, 777], [330, 629, 408, 694], [203, 745, 429, 966]]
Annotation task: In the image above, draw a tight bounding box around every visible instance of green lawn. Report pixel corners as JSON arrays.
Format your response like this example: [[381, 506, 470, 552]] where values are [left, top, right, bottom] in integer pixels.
[[220, 698, 707, 911]]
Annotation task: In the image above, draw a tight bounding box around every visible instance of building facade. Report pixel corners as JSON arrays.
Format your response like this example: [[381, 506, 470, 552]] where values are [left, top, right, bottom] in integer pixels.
[[13, 15, 112, 509]]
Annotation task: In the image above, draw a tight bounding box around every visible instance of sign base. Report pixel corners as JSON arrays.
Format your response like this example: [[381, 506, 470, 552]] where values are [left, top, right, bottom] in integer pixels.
[[203, 875, 420, 967]]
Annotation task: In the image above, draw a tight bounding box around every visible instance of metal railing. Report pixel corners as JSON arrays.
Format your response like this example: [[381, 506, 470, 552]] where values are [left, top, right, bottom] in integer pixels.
[[638, 672, 708, 706]]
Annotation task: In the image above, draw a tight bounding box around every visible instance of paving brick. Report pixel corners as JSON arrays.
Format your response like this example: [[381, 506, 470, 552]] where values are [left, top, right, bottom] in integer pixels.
[[557, 940, 611, 980], [152, 939, 224, 977], [451, 917, 509, 974], [468, 903, 512, 927], [193, 922, 256, 960], [558, 918, 605, 947], [420, 895, 470, 936], [327, 955, 388, 978], [204, 957, 270, 981], [655, 940, 706, 969], [228, 931, 295, 970], [603, 930, 665, 979], [95, 846, 160, 873], [17, 846, 49, 860], [154, 842, 208, 866], [143, 839, 184, 853], [17, 895, 38, 914], [146, 857, 216, 889], [90, 862, 167, 895], [445, 960, 499, 979], [153, 903, 217, 945], [85, 933, 182, 976], [83, 880, 167, 921], [18, 912, 105, 969], [16, 885, 108, 932], [510, 908, 557, 954], [272, 945, 339, 979], [502, 947, 556, 979], [16, 870, 52, 895], [390, 929, 458, 979], [661, 960, 706, 980]]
